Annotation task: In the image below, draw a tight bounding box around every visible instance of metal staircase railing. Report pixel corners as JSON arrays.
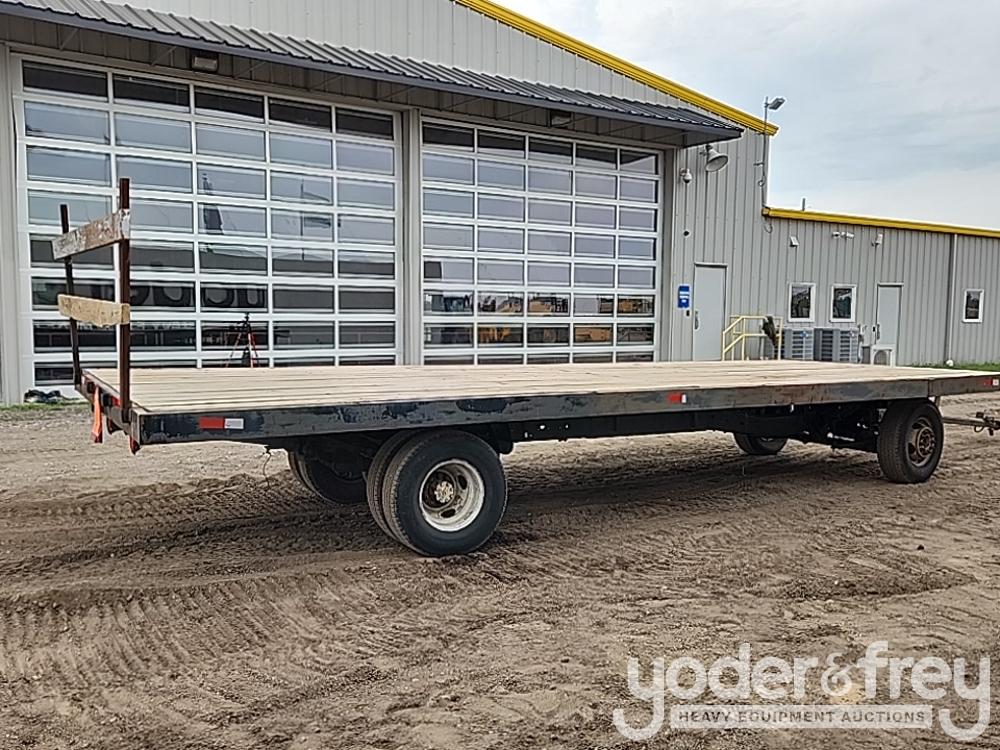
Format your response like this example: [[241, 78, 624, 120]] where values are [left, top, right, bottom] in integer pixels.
[[722, 314, 784, 361]]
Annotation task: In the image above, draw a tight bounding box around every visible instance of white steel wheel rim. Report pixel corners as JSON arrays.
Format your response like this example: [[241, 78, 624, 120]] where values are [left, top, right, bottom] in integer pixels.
[[419, 459, 485, 532], [907, 416, 937, 468]]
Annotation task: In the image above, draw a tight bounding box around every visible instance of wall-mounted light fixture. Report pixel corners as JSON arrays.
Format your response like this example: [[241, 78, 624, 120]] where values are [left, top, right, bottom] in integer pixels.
[[679, 167, 693, 184], [190, 50, 220, 73], [789, 235, 799, 248], [704, 144, 729, 172], [549, 110, 573, 127], [872, 233, 884, 247], [832, 231, 856, 240]]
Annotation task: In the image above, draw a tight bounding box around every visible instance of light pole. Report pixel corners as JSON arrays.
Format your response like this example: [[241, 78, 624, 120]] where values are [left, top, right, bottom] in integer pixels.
[[759, 96, 785, 208]]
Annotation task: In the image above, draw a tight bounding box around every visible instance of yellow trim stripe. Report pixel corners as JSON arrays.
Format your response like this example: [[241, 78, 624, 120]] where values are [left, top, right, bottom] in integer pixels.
[[763, 207, 1000, 240], [454, 0, 777, 136]]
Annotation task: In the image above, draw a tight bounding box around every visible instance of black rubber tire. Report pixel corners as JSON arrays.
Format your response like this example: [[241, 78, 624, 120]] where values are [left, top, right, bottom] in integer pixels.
[[734, 433, 788, 456], [381, 430, 507, 556], [287, 451, 319, 494], [298, 451, 367, 505], [365, 431, 420, 538], [877, 400, 944, 484]]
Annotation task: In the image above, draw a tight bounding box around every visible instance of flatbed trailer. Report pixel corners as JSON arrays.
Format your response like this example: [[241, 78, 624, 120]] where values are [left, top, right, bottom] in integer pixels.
[[76, 360, 1000, 555], [52, 182, 1000, 556]]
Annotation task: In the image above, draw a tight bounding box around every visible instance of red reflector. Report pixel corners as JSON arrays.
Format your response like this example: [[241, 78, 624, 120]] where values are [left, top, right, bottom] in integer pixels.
[[199, 416, 226, 430], [667, 392, 688, 405]]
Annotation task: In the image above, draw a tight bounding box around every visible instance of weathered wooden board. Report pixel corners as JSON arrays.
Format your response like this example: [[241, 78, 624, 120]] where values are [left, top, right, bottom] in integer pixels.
[[52, 209, 130, 260], [82, 361, 1000, 415], [58, 295, 131, 327]]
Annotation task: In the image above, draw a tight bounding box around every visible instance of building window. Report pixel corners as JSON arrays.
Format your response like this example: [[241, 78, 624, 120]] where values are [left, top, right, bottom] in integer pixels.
[[830, 285, 856, 322], [963, 289, 984, 323], [789, 283, 815, 322]]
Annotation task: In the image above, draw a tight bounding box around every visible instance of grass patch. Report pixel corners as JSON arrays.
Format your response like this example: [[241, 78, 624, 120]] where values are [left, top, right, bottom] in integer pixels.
[[921, 362, 1000, 372], [1, 401, 86, 411], [0, 401, 89, 421]]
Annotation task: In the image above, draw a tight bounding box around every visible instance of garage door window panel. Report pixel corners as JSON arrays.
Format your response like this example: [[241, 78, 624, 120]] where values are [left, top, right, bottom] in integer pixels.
[[24, 63, 106, 99], [132, 282, 196, 310], [121, 156, 193, 193], [273, 247, 335, 277], [201, 285, 267, 311], [116, 114, 191, 152], [197, 164, 265, 199], [196, 124, 265, 161], [25, 102, 109, 145], [116, 75, 190, 110], [27, 147, 110, 186], [200, 244, 267, 274], [426, 291, 475, 315]]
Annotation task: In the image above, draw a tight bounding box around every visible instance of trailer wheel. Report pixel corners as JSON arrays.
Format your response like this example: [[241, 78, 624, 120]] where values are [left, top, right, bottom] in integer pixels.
[[287, 451, 319, 494], [877, 400, 944, 484], [365, 431, 420, 537], [380, 431, 507, 556], [734, 433, 788, 456], [297, 450, 367, 505]]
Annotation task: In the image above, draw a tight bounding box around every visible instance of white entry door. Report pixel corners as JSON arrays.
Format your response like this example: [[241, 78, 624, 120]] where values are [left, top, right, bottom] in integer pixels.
[[874, 284, 902, 365], [693, 265, 727, 361]]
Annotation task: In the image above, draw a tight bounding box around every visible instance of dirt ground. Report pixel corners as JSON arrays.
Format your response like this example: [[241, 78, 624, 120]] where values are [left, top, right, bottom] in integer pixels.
[[1, 396, 999, 750]]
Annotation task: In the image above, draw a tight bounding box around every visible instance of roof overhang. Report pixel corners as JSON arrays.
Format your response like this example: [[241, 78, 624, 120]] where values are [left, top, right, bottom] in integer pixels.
[[0, 0, 743, 149]]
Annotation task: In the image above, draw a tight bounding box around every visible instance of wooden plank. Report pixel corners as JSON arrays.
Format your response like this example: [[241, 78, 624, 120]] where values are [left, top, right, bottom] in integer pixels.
[[58, 295, 131, 327], [52, 209, 130, 260], [81, 361, 1000, 416]]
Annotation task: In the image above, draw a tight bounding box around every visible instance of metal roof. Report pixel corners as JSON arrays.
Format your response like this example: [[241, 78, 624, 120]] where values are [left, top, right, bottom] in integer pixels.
[[0, 0, 742, 146]]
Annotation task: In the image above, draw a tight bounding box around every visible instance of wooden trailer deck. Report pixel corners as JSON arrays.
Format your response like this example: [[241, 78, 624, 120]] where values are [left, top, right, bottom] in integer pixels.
[[82, 361, 1000, 445]]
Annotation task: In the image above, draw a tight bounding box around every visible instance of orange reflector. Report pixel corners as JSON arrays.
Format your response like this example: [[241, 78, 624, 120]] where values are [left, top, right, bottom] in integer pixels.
[[91, 390, 104, 443]]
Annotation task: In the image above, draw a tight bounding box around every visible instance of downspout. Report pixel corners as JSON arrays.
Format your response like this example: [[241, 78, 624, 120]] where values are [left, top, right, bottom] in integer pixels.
[[942, 232, 957, 363]]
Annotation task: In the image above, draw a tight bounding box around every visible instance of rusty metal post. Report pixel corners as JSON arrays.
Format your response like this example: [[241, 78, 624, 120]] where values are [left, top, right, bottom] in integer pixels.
[[60, 203, 82, 388], [117, 178, 131, 420]]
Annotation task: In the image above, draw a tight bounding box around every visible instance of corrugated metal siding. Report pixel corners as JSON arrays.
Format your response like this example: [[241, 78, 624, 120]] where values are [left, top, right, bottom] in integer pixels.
[[698, 214, 998, 366], [66, 0, 691, 109], [669, 135, 766, 360], [951, 237, 1000, 363]]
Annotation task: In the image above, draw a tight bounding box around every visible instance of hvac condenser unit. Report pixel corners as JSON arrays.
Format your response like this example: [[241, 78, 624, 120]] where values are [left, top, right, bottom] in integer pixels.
[[813, 328, 861, 363], [779, 328, 815, 361]]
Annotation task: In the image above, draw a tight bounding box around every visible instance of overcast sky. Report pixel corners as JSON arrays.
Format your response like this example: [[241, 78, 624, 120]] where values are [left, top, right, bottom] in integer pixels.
[[499, 0, 999, 228]]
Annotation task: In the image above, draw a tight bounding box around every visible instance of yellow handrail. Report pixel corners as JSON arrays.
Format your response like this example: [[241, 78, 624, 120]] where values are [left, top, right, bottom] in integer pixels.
[[722, 315, 784, 360]]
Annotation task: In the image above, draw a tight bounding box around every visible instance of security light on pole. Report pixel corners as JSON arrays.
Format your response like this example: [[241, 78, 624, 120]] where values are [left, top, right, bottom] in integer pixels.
[[759, 95, 786, 209]]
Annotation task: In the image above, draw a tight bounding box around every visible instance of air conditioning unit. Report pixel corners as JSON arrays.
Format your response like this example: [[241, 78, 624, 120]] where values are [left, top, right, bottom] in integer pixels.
[[813, 328, 861, 363], [778, 328, 815, 361]]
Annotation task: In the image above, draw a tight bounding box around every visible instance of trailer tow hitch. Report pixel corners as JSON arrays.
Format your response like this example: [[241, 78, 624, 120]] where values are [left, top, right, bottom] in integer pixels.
[[942, 412, 999, 436]]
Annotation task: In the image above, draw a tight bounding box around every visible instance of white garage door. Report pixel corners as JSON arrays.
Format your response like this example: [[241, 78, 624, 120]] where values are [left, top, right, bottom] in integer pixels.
[[420, 120, 661, 365], [15, 56, 402, 389]]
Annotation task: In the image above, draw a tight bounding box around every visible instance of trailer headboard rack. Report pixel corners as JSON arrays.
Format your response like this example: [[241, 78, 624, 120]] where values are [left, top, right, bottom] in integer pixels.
[[54, 177, 133, 420]]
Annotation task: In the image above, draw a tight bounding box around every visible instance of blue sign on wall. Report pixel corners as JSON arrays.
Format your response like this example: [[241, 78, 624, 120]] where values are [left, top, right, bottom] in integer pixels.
[[677, 284, 691, 310]]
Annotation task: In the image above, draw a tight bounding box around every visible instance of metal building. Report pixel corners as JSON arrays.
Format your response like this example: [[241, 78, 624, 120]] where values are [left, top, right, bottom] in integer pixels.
[[0, 0, 996, 404]]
